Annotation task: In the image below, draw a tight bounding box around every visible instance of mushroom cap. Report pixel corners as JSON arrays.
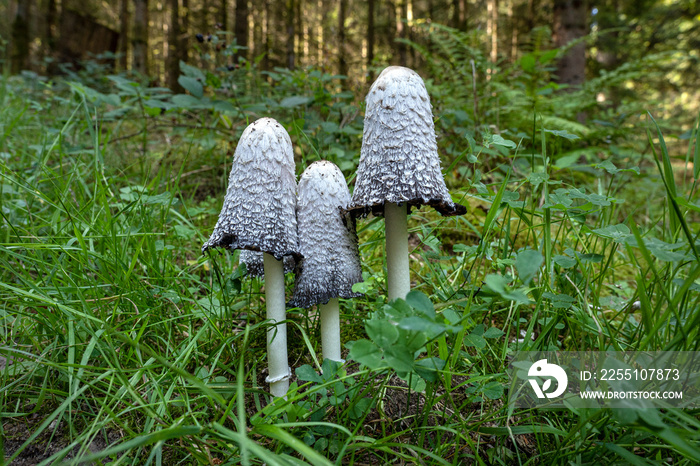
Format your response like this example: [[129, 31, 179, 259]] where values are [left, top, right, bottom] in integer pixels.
[[239, 250, 295, 277], [290, 161, 363, 308], [202, 118, 299, 260], [347, 66, 466, 217]]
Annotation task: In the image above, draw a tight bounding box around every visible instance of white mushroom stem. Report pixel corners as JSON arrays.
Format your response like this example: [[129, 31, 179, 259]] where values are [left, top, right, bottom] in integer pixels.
[[263, 252, 291, 398], [319, 298, 343, 363], [385, 202, 410, 300]]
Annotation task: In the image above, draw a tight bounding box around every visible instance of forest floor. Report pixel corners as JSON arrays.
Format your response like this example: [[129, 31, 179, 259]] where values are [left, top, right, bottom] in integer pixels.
[[3, 419, 122, 465]]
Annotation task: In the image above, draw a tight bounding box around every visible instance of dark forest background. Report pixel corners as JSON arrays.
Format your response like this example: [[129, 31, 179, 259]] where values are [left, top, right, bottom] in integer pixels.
[[2, 0, 699, 122]]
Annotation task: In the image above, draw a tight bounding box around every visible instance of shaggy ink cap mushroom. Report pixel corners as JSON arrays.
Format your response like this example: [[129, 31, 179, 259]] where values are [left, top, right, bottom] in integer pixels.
[[201, 117, 298, 398], [290, 160, 363, 308], [202, 117, 300, 260], [347, 66, 466, 217]]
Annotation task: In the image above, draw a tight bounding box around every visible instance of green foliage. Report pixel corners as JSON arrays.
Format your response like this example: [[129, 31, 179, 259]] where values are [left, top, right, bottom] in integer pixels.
[[347, 291, 457, 391]]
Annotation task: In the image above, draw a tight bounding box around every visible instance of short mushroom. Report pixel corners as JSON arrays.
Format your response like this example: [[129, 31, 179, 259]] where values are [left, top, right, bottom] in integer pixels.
[[290, 160, 362, 363], [347, 66, 466, 300], [202, 117, 299, 398]]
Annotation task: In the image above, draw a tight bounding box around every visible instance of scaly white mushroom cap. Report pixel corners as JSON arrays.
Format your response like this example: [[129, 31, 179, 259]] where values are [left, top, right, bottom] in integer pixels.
[[348, 66, 466, 217], [202, 118, 299, 260], [290, 161, 363, 308]]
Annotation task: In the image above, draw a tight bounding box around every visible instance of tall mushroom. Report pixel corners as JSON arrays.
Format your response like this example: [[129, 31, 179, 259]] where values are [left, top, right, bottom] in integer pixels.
[[239, 250, 295, 277], [202, 117, 299, 398], [289, 161, 362, 363], [347, 66, 466, 300]]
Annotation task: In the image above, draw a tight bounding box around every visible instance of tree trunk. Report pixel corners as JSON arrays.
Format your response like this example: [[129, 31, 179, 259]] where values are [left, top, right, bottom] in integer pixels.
[[316, 0, 324, 66], [286, 0, 295, 70], [198, 0, 209, 72], [119, 0, 129, 70], [296, 0, 303, 64], [395, 0, 407, 66], [234, 0, 249, 61], [553, 0, 587, 88], [167, 0, 182, 91], [367, 0, 375, 82], [507, 0, 517, 61], [221, 0, 228, 31], [200, 0, 209, 35], [46, 0, 57, 58], [451, 0, 466, 30], [181, 0, 189, 64], [527, 0, 539, 32], [406, 0, 414, 67], [338, 0, 347, 77], [132, 0, 149, 75], [487, 0, 498, 64], [10, 0, 31, 73], [261, 0, 269, 70]]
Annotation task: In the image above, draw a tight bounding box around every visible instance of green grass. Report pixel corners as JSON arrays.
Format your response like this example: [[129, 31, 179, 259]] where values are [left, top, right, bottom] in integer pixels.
[[1, 65, 699, 465]]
